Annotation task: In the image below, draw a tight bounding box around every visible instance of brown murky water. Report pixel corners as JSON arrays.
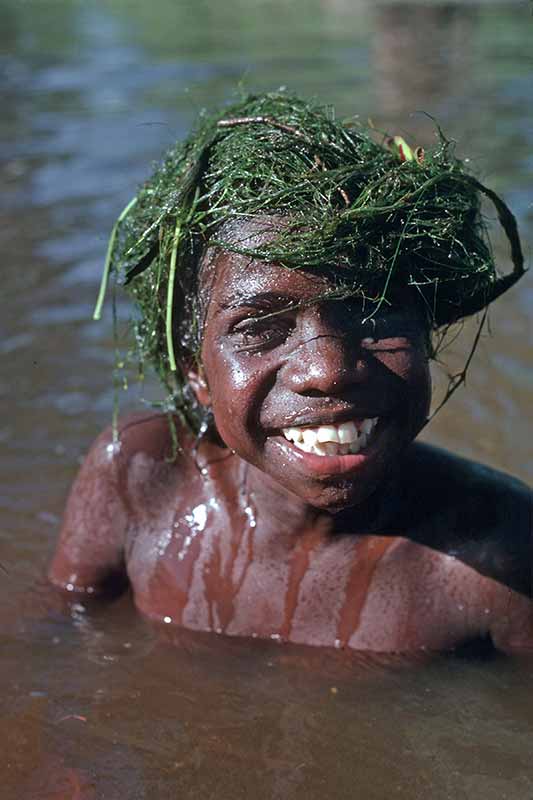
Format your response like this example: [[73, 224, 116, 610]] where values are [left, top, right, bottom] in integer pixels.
[[1, 0, 532, 797]]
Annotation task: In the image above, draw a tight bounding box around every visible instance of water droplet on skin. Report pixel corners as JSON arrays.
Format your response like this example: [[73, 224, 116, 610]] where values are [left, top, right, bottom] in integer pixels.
[[244, 504, 257, 528], [178, 504, 209, 560], [190, 505, 207, 530], [199, 419, 210, 437], [106, 441, 121, 459], [157, 528, 174, 557]]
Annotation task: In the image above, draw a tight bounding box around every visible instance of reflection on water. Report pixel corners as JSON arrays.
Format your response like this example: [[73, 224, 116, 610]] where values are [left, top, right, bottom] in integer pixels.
[[1, 0, 532, 796], [373, 4, 476, 116]]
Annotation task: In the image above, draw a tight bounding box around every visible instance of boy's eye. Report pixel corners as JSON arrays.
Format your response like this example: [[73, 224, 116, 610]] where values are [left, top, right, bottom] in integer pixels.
[[231, 315, 292, 351], [360, 314, 421, 343], [328, 300, 423, 344]]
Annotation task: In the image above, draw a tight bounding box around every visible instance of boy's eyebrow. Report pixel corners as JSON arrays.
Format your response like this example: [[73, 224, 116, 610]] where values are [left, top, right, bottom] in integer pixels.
[[217, 291, 298, 311]]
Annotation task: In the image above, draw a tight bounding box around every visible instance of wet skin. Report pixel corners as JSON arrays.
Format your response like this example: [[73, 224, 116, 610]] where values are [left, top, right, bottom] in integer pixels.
[[49, 250, 533, 654]]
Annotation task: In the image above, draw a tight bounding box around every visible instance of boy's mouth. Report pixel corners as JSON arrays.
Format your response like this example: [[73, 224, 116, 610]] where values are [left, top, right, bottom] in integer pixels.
[[281, 418, 379, 457]]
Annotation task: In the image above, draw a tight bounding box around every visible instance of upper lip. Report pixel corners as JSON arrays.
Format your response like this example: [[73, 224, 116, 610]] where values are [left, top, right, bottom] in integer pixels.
[[268, 406, 388, 431]]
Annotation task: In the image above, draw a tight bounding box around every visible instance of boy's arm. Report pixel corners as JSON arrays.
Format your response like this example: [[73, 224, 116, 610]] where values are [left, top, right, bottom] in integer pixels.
[[491, 593, 533, 654], [48, 426, 130, 597], [489, 484, 533, 653]]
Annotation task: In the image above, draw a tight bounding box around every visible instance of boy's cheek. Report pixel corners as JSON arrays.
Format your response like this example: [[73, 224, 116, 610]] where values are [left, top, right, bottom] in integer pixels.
[[378, 346, 431, 397], [211, 412, 265, 469], [208, 371, 259, 448], [205, 345, 259, 393], [372, 342, 427, 380], [206, 348, 274, 421]]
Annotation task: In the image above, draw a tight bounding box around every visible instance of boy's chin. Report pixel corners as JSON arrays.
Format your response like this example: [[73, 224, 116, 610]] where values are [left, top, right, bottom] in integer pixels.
[[279, 478, 383, 514], [254, 457, 386, 513]]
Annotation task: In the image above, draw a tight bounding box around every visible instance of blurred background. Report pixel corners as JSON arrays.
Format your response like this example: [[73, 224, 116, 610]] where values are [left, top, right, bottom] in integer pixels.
[[1, 1, 532, 797]]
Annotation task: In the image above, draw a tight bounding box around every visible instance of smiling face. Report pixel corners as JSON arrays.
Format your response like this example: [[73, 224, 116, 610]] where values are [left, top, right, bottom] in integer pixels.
[[195, 237, 431, 512]]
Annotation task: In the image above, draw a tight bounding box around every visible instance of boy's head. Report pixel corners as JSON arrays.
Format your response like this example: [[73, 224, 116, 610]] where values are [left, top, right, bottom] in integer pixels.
[[194, 219, 432, 509], [101, 91, 524, 443]]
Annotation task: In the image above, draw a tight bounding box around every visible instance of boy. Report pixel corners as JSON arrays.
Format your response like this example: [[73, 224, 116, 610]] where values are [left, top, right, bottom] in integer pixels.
[[48, 93, 531, 653]]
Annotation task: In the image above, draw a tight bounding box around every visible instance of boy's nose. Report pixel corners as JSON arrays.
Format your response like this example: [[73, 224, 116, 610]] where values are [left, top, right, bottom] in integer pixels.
[[283, 332, 368, 397]]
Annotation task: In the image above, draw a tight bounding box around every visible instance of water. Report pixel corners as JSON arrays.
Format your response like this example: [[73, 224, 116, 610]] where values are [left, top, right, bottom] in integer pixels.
[[1, 0, 532, 796]]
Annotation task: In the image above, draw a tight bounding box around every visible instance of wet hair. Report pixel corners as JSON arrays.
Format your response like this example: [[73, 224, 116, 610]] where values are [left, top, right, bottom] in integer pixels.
[[93, 91, 525, 435]]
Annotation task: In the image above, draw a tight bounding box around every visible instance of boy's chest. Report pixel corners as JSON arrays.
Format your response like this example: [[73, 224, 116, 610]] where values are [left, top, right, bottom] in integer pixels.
[[125, 496, 497, 652]]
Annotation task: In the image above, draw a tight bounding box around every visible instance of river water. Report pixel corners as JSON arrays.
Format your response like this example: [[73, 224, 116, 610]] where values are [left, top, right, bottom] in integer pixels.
[[1, 0, 532, 797]]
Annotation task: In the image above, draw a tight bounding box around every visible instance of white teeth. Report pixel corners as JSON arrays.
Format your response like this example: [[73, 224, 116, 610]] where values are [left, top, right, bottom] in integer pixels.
[[281, 417, 379, 457], [323, 443, 339, 456], [349, 438, 361, 454], [338, 420, 358, 444], [302, 428, 318, 447], [284, 427, 303, 443], [316, 425, 339, 443], [361, 417, 378, 436]]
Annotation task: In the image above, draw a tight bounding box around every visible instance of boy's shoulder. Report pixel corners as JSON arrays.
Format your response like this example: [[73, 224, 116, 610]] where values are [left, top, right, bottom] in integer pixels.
[[48, 412, 196, 594], [402, 441, 531, 592], [406, 441, 531, 511], [103, 411, 185, 461], [89, 411, 197, 474], [116, 409, 205, 492]]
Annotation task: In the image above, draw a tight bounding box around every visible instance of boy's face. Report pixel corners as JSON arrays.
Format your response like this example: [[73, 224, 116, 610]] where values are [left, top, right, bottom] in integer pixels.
[[198, 245, 431, 512]]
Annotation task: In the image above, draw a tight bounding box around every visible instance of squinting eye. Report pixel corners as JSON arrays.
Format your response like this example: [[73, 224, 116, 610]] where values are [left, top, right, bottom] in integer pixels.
[[231, 317, 292, 351], [362, 315, 420, 342]]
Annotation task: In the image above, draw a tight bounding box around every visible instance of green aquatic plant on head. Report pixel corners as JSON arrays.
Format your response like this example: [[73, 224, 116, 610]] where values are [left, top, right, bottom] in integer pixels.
[[94, 91, 525, 435]]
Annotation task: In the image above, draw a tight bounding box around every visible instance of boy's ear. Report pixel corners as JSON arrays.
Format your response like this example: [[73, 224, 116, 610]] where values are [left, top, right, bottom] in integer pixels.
[[187, 368, 211, 407]]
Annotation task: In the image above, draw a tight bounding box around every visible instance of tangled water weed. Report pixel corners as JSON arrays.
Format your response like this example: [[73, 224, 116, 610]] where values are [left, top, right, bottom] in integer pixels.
[[93, 92, 525, 434]]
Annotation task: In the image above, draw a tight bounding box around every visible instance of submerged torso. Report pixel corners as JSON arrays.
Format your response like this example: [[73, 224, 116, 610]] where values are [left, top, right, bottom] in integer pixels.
[[118, 417, 531, 653]]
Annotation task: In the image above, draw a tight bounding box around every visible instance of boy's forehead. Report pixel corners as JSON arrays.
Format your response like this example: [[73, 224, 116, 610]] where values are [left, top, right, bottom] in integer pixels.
[[203, 215, 334, 308], [206, 250, 424, 323], [209, 251, 331, 309], [201, 217, 423, 320]]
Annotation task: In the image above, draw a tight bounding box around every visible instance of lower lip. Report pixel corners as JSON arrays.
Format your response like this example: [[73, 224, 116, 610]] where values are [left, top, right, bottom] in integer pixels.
[[271, 435, 374, 476]]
